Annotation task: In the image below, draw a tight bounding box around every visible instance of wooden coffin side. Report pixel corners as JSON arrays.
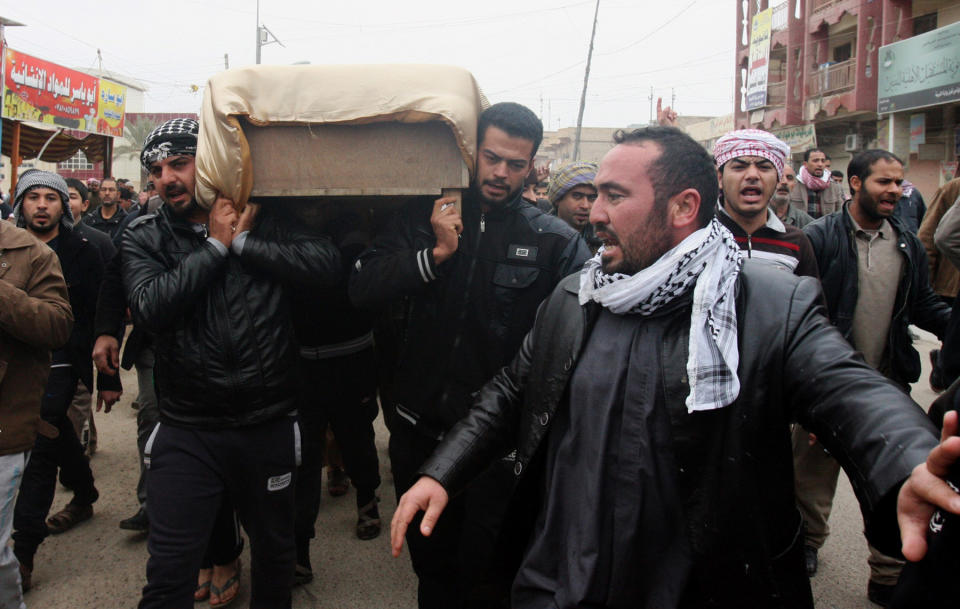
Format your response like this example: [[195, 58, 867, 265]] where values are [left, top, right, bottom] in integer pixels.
[[246, 120, 471, 197]]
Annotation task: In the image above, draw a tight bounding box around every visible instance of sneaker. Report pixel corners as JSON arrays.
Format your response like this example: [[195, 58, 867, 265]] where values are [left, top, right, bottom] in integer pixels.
[[804, 545, 818, 577], [119, 508, 149, 532], [867, 580, 896, 607]]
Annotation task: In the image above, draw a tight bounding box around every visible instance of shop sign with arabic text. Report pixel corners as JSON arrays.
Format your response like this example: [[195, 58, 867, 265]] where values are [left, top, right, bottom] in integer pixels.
[[879, 21, 960, 113], [3, 48, 126, 137]]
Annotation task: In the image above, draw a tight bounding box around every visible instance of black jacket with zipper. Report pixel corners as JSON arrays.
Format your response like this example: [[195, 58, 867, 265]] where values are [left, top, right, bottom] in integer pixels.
[[349, 193, 590, 436], [121, 205, 341, 429], [420, 262, 938, 608], [803, 204, 949, 386]]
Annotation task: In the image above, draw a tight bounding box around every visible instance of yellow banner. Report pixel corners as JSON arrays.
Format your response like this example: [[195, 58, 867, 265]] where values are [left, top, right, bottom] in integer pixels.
[[96, 78, 126, 137]]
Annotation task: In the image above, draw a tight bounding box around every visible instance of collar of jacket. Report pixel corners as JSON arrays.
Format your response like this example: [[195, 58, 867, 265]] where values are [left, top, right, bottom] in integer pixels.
[[0, 219, 38, 250], [158, 204, 207, 235], [464, 189, 523, 220]]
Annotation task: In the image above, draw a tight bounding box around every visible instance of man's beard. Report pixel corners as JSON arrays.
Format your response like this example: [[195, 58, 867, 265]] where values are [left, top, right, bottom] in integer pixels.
[[476, 181, 521, 209], [162, 183, 198, 216], [597, 205, 673, 276], [27, 217, 59, 233]]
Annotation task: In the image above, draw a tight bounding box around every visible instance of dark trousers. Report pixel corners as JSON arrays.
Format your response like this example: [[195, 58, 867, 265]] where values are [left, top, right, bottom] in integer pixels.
[[138, 415, 299, 609], [199, 499, 244, 570], [390, 421, 518, 609], [134, 347, 159, 508], [295, 347, 381, 545], [13, 367, 98, 564]]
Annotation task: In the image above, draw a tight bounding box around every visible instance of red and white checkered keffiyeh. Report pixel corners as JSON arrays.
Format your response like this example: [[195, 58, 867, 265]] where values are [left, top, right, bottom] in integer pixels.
[[713, 129, 791, 178]]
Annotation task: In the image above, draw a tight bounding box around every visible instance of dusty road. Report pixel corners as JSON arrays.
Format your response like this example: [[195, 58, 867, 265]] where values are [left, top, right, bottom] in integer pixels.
[[22, 331, 945, 608]]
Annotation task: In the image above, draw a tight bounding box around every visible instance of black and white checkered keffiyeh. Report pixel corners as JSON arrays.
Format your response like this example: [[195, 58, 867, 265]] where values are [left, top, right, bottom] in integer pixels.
[[140, 118, 199, 170], [579, 217, 743, 412]]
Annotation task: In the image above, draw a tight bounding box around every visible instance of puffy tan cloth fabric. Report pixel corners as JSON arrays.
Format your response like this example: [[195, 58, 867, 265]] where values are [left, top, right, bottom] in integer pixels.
[[196, 64, 488, 209]]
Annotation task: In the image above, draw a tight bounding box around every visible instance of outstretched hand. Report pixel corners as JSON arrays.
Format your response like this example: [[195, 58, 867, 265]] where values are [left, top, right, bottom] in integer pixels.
[[390, 476, 449, 557], [657, 97, 678, 127], [897, 410, 960, 561]]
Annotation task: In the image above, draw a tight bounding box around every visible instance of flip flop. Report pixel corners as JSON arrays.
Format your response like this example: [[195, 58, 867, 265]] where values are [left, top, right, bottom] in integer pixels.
[[210, 559, 241, 609], [194, 580, 211, 602]]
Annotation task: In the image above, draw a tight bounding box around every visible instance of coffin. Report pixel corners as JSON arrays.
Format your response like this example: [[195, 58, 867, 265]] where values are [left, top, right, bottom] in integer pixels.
[[195, 64, 488, 210]]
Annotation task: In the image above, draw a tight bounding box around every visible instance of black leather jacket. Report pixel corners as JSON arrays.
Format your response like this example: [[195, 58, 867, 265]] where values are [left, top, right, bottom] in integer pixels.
[[804, 204, 949, 386], [349, 193, 590, 435], [421, 262, 938, 608], [122, 205, 341, 428], [54, 226, 120, 394]]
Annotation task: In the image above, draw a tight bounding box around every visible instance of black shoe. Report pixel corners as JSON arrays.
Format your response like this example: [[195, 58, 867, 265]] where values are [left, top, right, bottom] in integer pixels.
[[356, 497, 381, 540], [804, 545, 818, 577], [930, 349, 947, 392], [868, 580, 896, 607], [119, 508, 149, 532]]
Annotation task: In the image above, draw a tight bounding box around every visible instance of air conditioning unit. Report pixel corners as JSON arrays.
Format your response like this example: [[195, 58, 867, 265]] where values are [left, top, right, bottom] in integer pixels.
[[844, 134, 859, 151]]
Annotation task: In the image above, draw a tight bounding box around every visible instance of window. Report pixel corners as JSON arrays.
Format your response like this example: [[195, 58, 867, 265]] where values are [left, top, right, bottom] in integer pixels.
[[833, 42, 852, 63], [913, 13, 937, 36], [58, 151, 94, 171]]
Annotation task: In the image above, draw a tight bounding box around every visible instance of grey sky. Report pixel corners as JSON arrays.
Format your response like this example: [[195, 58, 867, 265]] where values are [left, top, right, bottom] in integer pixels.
[[0, 0, 735, 128]]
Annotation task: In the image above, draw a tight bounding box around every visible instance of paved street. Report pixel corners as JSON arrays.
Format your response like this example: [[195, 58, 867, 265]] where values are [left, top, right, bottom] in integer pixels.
[[21, 330, 944, 608]]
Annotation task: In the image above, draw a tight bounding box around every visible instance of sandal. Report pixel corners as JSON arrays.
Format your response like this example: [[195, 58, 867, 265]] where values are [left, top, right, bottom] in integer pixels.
[[195, 568, 212, 602], [327, 467, 349, 497], [46, 503, 93, 535], [293, 563, 313, 586], [356, 497, 381, 540], [210, 558, 241, 609]]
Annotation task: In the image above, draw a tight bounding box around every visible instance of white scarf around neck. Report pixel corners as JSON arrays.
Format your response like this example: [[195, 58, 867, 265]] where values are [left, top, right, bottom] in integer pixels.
[[578, 218, 743, 412]]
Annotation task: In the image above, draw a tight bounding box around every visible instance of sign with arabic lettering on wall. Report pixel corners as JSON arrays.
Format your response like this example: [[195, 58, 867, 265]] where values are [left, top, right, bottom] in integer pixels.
[[745, 8, 772, 111], [2, 48, 126, 137], [96, 78, 126, 137], [878, 20, 960, 114]]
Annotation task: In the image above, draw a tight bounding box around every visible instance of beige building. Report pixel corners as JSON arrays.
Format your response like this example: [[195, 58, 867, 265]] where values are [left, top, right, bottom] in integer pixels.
[[537, 115, 715, 169]]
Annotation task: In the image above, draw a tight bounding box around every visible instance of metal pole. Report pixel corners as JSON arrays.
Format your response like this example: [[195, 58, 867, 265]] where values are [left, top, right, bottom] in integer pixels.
[[572, 0, 600, 161], [10, 120, 20, 197], [648, 86, 654, 124], [104, 136, 113, 179], [255, 0, 261, 64], [36, 128, 63, 160], [0, 21, 6, 194]]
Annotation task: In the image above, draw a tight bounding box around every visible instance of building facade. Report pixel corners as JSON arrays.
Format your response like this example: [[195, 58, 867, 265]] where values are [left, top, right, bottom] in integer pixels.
[[735, 0, 960, 196]]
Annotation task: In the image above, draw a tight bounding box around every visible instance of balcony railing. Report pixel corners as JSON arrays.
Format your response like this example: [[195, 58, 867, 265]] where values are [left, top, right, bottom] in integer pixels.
[[812, 0, 841, 11], [807, 59, 856, 96], [767, 81, 787, 106], [772, 2, 789, 31]]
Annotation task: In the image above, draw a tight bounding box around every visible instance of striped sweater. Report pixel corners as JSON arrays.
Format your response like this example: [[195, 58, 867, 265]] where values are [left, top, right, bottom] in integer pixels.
[[718, 207, 820, 279]]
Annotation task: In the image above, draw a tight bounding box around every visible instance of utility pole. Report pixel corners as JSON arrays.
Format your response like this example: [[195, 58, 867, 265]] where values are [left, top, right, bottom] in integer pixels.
[[224, 53, 230, 70], [572, 0, 600, 162], [256, 0, 285, 64], [648, 86, 654, 124]]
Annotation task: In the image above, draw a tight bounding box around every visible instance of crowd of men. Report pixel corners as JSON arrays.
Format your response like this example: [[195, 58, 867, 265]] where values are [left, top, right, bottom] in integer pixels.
[[1, 102, 959, 609]]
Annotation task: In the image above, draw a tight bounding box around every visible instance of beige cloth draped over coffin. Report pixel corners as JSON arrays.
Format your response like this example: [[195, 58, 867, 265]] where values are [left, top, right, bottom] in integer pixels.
[[195, 64, 488, 209]]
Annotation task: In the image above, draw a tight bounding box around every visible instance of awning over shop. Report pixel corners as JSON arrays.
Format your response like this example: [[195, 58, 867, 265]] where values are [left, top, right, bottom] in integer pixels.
[[1, 118, 109, 163]]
